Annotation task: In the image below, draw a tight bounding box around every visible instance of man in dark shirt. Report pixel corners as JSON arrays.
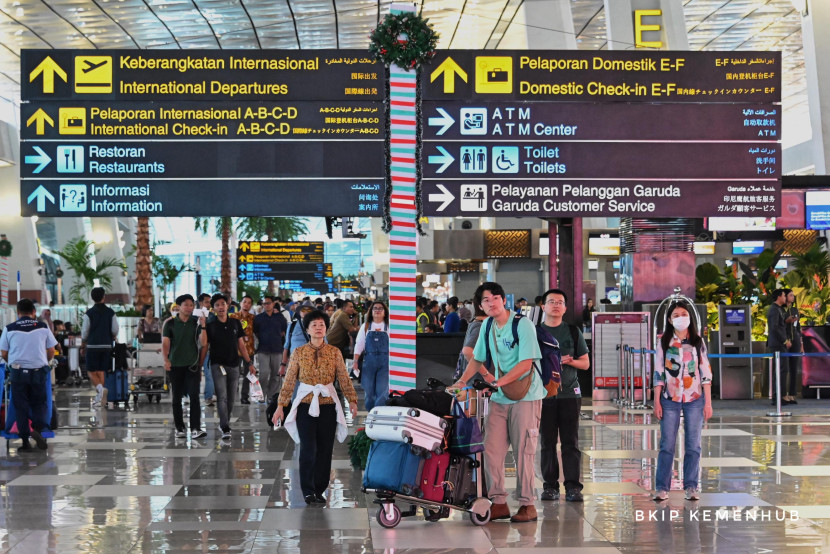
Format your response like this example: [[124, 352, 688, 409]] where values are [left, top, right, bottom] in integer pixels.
[[201, 294, 254, 439], [538, 288, 590, 503], [766, 289, 790, 405], [326, 299, 358, 359], [81, 287, 118, 408], [163, 294, 207, 439], [254, 295, 287, 402]]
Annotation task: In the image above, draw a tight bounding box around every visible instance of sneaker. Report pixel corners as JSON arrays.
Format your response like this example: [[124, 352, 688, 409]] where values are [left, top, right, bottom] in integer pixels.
[[30, 429, 48, 450], [653, 490, 669, 502], [17, 440, 33, 453], [510, 505, 538, 523], [221, 429, 232, 439], [565, 489, 583, 502], [191, 429, 207, 439], [206, 396, 216, 406], [175, 429, 187, 438], [684, 488, 700, 501], [91, 399, 101, 408], [541, 488, 560, 501], [241, 398, 250, 405]]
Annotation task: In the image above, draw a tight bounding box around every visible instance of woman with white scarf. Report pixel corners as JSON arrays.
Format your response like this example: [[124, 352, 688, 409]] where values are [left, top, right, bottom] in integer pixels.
[[272, 310, 358, 505]]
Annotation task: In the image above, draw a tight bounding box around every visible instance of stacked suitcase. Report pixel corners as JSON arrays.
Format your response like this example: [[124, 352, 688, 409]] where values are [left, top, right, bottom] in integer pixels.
[[362, 386, 491, 528]]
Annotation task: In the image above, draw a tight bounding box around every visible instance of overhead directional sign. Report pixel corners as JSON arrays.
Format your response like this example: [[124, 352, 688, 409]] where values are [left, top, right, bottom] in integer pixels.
[[20, 49, 385, 217], [422, 50, 781, 218], [237, 262, 333, 283], [237, 241, 324, 262]]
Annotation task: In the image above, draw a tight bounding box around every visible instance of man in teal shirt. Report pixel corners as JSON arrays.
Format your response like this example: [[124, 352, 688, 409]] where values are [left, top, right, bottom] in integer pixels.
[[453, 282, 543, 523], [538, 288, 590, 503]]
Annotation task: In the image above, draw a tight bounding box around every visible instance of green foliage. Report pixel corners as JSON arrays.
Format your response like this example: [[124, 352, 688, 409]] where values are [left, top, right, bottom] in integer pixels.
[[791, 243, 830, 289], [152, 253, 192, 306], [347, 428, 373, 469], [235, 217, 308, 242], [237, 282, 265, 303], [55, 238, 127, 306]]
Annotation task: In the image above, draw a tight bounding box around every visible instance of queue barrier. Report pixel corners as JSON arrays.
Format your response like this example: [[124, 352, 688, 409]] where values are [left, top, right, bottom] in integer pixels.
[[614, 345, 656, 411], [620, 349, 830, 418]]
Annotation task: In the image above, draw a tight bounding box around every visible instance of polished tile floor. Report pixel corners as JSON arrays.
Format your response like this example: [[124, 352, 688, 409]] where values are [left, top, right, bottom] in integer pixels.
[[3, 388, 830, 553]]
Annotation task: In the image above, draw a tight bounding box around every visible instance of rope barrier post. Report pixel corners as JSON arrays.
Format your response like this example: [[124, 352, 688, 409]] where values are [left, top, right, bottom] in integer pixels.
[[633, 348, 652, 410], [622, 345, 632, 407], [616, 344, 625, 405], [628, 348, 636, 408], [767, 351, 792, 417]]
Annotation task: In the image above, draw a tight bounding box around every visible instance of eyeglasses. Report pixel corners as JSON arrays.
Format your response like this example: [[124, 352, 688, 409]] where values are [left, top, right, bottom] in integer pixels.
[[545, 301, 566, 307]]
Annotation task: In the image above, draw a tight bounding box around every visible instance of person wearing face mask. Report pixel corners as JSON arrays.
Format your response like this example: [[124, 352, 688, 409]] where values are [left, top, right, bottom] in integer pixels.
[[652, 302, 713, 502]]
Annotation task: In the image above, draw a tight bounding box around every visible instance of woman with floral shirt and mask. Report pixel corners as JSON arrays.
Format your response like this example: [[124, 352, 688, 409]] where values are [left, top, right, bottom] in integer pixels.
[[652, 301, 713, 502]]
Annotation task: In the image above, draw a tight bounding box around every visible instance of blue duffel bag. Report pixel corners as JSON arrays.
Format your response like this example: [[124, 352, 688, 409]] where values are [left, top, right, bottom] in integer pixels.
[[363, 440, 424, 496]]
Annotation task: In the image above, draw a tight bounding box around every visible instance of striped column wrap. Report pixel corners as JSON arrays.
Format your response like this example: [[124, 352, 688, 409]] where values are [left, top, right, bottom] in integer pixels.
[[0, 257, 7, 306], [386, 4, 418, 392]]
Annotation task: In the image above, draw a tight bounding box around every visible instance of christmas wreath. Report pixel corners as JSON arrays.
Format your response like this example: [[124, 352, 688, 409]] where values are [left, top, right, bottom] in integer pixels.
[[0, 236, 11, 257], [369, 12, 439, 69]]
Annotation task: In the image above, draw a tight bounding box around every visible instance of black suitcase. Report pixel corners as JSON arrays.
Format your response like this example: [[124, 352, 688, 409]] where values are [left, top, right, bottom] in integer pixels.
[[445, 454, 480, 507], [54, 358, 70, 384]]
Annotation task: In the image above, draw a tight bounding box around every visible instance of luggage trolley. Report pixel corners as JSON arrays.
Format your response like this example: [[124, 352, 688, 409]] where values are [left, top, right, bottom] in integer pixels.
[[130, 342, 168, 405], [366, 380, 496, 529]]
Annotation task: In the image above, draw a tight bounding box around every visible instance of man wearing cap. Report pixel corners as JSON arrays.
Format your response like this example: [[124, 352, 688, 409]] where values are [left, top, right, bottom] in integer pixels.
[[0, 298, 58, 452]]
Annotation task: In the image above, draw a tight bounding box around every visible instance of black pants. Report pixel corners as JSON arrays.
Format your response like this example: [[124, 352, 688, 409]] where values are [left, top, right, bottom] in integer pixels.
[[240, 365, 250, 401], [170, 366, 201, 431], [785, 341, 802, 397], [539, 396, 583, 492], [295, 403, 337, 497], [10, 366, 49, 439]]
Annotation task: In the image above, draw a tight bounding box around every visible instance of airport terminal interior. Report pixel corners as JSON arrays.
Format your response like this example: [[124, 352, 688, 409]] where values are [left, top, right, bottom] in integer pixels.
[[2, 0, 830, 552]]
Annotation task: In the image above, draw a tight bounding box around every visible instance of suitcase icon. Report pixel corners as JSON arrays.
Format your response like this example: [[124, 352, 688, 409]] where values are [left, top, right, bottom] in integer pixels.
[[486, 69, 508, 82]]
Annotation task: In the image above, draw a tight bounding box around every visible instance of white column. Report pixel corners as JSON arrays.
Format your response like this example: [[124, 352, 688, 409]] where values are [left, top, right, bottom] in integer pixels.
[[802, 0, 830, 173], [89, 217, 129, 304], [604, 0, 689, 50]]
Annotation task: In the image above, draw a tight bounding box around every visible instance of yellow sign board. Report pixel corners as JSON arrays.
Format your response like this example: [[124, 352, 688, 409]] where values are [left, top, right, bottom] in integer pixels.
[[75, 56, 113, 93], [58, 107, 86, 134], [475, 56, 513, 94]]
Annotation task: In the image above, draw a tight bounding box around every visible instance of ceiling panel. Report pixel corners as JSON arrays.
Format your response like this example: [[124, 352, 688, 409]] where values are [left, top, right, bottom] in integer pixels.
[[0, 0, 811, 137]]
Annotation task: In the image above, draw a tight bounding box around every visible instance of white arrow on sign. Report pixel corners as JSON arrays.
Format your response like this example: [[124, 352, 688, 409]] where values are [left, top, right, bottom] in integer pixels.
[[27, 184, 55, 212], [24, 146, 51, 174], [428, 184, 455, 212], [428, 108, 455, 136], [428, 146, 455, 173]]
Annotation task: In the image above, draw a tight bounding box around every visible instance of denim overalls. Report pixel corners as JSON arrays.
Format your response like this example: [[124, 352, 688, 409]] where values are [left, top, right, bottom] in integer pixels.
[[361, 324, 389, 412]]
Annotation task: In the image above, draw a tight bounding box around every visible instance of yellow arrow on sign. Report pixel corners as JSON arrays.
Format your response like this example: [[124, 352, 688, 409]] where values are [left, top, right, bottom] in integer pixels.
[[240, 242, 250, 252], [26, 108, 54, 135], [430, 57, 468, 94], [29, 56, 67, 94]]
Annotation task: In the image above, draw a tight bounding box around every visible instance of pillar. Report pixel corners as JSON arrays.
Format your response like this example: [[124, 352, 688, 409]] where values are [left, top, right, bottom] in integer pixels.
[[802, 0, 830, 173], [90, 217, 130, 304]]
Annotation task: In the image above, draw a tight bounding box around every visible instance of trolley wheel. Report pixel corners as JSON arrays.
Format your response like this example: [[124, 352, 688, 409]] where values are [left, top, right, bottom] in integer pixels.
[[469, 507, 491, 526], [376, 504, 402, 529], [424, 508, 442, 522]]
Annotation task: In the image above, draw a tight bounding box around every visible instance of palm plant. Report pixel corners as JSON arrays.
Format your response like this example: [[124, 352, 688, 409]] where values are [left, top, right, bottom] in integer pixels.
[[193, 217, 233, 294], [791, 243, 830, 290], [55, 237, 127, 306], [152, 253, 192, 308]]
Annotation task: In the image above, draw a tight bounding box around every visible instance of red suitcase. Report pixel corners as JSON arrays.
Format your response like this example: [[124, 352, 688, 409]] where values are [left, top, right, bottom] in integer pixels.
[[419, 451, 451, 502]]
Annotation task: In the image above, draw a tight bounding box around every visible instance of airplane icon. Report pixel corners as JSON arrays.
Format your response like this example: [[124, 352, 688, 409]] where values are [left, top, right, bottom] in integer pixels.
[[82, 59, 108, 73]]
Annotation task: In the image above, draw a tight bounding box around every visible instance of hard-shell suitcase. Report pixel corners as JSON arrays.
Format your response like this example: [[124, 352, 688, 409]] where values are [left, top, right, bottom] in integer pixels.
[[105, 369, 130, 405], [363, 441, 424, 496], [445, 454, 480, 507], [419, 451, 451, 502], [365, 406, 448, 454]]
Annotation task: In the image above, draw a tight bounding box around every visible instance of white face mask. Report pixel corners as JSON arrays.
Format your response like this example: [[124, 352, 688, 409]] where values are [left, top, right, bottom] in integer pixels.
[[672, 316, 691, 331]]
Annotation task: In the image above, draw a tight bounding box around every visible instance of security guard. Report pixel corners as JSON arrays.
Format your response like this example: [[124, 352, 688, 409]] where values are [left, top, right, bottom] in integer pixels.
[[0, 298, 58, 452]]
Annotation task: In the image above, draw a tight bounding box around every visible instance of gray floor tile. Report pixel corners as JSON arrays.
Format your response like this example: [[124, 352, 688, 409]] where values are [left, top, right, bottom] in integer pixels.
[[260, 508, 370, 530], [164, 495, 269, 509], [82, 484, 183, 497]]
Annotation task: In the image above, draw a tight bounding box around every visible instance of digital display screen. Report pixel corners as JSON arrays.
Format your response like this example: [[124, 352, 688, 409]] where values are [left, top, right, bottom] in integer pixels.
[[724, 308, 746, 325], [732, 241, 765, 255], [588, 236, 620, 256], [693, 241, 716, 255], [709, 217, 775, 231], [806, 191, 830, 230]]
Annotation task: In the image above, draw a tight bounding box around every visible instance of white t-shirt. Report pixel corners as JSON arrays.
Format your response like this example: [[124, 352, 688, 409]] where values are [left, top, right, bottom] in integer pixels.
[[353, 321, 388, 357]]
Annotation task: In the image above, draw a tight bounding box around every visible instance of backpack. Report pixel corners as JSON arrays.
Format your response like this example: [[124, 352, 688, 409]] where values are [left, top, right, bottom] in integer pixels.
[[285, 318, 309, 352], [483, 313, 563, 398]]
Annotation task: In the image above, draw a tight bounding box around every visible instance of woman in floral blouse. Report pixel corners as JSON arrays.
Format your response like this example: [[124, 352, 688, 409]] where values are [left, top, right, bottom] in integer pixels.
[[272, 310, 358, 506], [652, 301, 713, 502]]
